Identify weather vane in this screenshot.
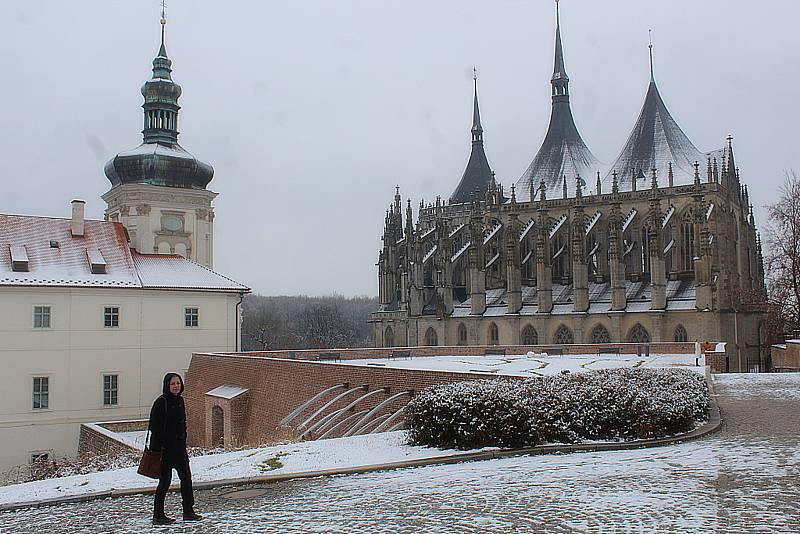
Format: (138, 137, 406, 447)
(161, 0, 167, 24)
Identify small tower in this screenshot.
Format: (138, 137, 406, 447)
(102, 7, 217, 267)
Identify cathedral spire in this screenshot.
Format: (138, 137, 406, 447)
(471, 67, 483, 142)
(515, 0, 599, 201)
(450, 71, 494, 204)
(552, 0, 568, 95)
(159, 0, 168, 58)
(648, 29, 654, 82)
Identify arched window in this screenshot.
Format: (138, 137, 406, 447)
(674, 324, 688, 342)
(489, 323, 499, 345)
(457, 323, 467, 346)
(554, 325, 574, 345)
(425, 327, 438, 347)
(681, 222, 695, 271)
(384, 326, 394, 348)
(627, 323, 651, 343)
(591, 324, 611, 344)
(521, 325, 538, 345)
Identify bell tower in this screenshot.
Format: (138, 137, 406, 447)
(102, 6, 217, 267)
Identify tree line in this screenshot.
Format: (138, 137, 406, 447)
(241, 294, 377, 351)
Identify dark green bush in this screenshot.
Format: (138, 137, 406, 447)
(406, 368, 709, 450)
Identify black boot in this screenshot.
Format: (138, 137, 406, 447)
(183, 510, 203, 521)
(153, 515, 176, 525)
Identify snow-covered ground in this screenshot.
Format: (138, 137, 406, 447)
(328, 352, 704, 376)
(0, 432, 477, 508)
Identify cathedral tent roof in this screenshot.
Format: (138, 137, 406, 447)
(515, 2, 599, 201)
(450, 76, 494, 204)
(603, 51, 705, 191)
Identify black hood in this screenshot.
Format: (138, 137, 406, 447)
(162, 373, 184, 397)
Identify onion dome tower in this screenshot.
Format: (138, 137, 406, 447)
(450, 70, 495, 204)
(102, 8, 217, 268)
(603, 34, 705, 191)
(515, 0, 600, 201)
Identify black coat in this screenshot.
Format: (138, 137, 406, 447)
(148, 373, 188, 452)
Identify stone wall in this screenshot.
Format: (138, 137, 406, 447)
(771, 341, 800, 371)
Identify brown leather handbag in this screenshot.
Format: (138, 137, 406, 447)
(137, 397, 166, 479)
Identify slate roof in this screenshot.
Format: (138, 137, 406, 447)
(450, 78, 494, 204)
(603, 75, 706, 191)
(515, 6, 599, 201)
(0, 213, 248, 292)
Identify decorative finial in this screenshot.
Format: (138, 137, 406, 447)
(667, 162, 673, 187)
(693, 161, 701, 185)
(596, 171, 602, 195)
(648, 29, 654, 82)
(158, 0, 168, 58)
(611, 171, 619, 195)
(650, 167, 658, 190)
(473, 66, 477, 81)
(562, 176, 568, 199)
(511, 184, 517, 204)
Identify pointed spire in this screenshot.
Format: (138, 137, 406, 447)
(553, 0, 568, 86)
(648, 29, 654, 82)
(471, 67, 482, 140)
(450, 72, 494, 204)
(157, 1, 167, 57)
(694, 161, 701, 186)
(596, 171, 602, 195)
(650, 167, 658, 190)
(575, 175, 583, 198)
(562, 176, 568, 199)
(611, 171, 619, 195)
(539, 179, 547, 203)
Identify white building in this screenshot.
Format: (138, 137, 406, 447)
(0, 205, 248, 472)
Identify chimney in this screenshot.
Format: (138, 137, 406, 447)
(71, 200, 85, 237)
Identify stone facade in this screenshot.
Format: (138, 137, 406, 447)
(372, 5, 767, 373)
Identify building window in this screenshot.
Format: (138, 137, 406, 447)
(591, 324, 611, 344)
(554, 325, 574, 345)
(521, 325, 538, 345)
(674, 324, 688, 342)
(489, 323, 500, 345)
(103, 374, 119, 406)
(104, 306, 119, 328)
(33, 377, 49, 409)
(627, 323, 651, 343)
(424, 327, 438, 347)
(457, 323, 468, 346)
(185, 307, 199, 328)
(33, 306, 51, 328)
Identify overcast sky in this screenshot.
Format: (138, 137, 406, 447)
(1, 1, 798, 296)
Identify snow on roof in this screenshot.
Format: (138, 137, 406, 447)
(0, 214, 139, 287)
(0, 213, 248, 292)
(132, 253, 248, 291)
(206, 385, 249, 399)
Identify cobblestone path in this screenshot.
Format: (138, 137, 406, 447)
(2, 374, 798, 533)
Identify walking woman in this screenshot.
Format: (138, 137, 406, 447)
(148, 372, 203, 524)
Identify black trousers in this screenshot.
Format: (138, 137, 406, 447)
(153, 447, 195, 517)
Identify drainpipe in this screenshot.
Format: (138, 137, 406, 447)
(235, 292, 245, 352)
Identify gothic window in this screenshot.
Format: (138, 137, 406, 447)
(590, 324, 611, 344)
(641, 227, 651, 274)
(521, 325, 538, 345)
(681, 222, 695, 271)
(457, 323, 467, 346)
(627, 324, 651, 343)
(674, 324, 688, 343)
(425, 327, 438, 347)
(554, 325, 574, 345)
(384, 326, 394, 348)
(489, 323, 499, 345)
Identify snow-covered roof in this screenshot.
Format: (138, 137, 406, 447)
(133, 253, 248, 291)
(0, 213, 248, 292)
(206, 385, 249, 399)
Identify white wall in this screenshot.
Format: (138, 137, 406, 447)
(0, 286, 241, 472)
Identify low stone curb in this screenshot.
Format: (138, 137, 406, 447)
(1, 377, 722, 513)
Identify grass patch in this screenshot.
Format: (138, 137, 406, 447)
(257, 452, 288, 472)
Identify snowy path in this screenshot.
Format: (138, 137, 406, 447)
(1, 373, 798, 533)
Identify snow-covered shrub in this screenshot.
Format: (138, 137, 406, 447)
(406, 368, 709, 449)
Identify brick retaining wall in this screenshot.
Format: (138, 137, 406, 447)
(185, 353, 506, 448)
(77, 421, 146, 459)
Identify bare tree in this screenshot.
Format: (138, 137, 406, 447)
(765, 170, 800, 337)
